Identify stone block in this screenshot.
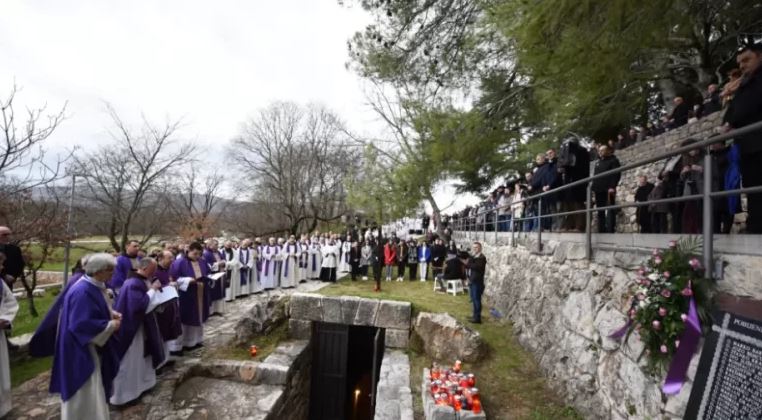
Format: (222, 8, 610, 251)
(354, 298, 380, 326)
(375, 300, 412, 330)
(321, 296, 343, 324)
(430, 405, 456, 420)
(289, 293, 322, 321)
(254, 362, 289, 386)
(385, 328, 410, 349)
(459, 410, 487, 420)
(288, 319, 312, 340)
(339, 295, 361, 325)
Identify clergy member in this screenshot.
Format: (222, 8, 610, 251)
(110, 240, 141, 293)
(223, 241, 242, 301)
(237, 239, 253, 296)
(339, 234, 352, 274)
(308, 236, 322, 280)
(298, 234, 310, 283)
(280, 235, 299, 288)
(109, 258, 165, 406)
(320, 238, 339, 282)
(202, 239, 226, 315)
(0, 254, 19, 418)
(246, 239, 263, 294)
(29, 255, 91, 358)
(169, 242, 210, 350)
(154, 250, 182, 358)
(260, 238, 280, 289)
(50, 253, 121, 420)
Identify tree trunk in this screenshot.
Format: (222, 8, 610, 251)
(425, 192, 446, 239)
(21, 272, 38, 317)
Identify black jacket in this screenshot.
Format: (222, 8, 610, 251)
(0, 243, 25, 279)
(591, 155, 621, 192)
(724, 67, 762, 154)
(465, 254, 487, 285)
(443, 257, 464, 280)
(431, 244, 447, 267)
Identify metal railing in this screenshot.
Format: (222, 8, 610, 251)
(450, 120, 762, 279)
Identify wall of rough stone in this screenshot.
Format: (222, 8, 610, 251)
(374, 350, 414, 420)
(478, 238, 700, 419)
(611, 112, 726, 233)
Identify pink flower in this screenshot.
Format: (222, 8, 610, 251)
(658, 307, 667, 317)
(675, 340, 680, 349)
(681, 288, 693, 297)
(654, 256, 663, 265)
(636, 293, 646, 301)
(652, 248, 660, 256)
(652, 320, 661, 330)
(637, 267, 645, 276)
(689, 258, 702, 270)
(661, 289, 672, 298)
(660, 344, 669, 353)
(628, 309, 637, 319)
(680, 313, 688, 322)
(663, 271, 671, 279)
(640, 279, 651, 287)
(669, 240, 677, 248)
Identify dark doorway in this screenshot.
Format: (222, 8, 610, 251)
(309, 322, 385, 420)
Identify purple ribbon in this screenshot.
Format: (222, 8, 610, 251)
(608, 319, 632, 340)
(312, 252, 317, 271)
(662, 297, 701, 395)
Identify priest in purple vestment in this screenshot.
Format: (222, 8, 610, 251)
(110, 240, 141, 293)
(50, 253, 121, 420)
(154, 250, 182, 355)
(29, 255, 90, 358)
(109, 258, 165, 405)
(202, 239, 225, 315)
(169, 242, 210, 350)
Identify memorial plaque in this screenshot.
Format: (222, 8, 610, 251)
(684, 311, 762, 419)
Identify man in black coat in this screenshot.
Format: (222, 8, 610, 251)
(0, 226, 24, 288)
(558, 140, 591, 232)
(591, 146, 622, 233)
(461, 242, 487, 324)
(634, 175, 655, 233)
(529, 154, 558, 231)
(723, 42, 762, 233)
(669, 96, 690, 128)
(430, 238, 447, 280)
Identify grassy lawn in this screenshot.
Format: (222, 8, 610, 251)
(320, 270, 581, 420)
(26, 242, 114, 272)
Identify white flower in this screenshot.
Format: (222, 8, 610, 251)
(648, 273, 659, 281)
(639, 301, 647, 308)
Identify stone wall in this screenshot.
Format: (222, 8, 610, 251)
(612, 112, 725, 233)
(288, 293, 412, 349)
(478, 238, 700, 419)
(374, 350, 414, 420)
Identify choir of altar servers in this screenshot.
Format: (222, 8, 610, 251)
(16, 231, 353, 418)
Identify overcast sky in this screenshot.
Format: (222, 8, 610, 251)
(0, 0, 478, 211)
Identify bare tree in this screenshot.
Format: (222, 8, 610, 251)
(2, 186, 69, 316)
(0, 84, 68, 198)
(230, 102, 358, 235)
(168, 165, 226, 241)
(74, 104, 198, 252)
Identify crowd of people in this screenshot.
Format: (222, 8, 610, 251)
(451, 41, 762, 236)
(0, 221, 490, 419)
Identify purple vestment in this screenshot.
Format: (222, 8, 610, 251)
(202, 249, 226, 302)
(49, 277, 120, 401)
(169, 257, 211, 327)
(238, 248, 252, 287)
(28, 271, 85, 357)
(113, 274, 166, 368)
(153, 265, 182, 341)
(110, 254, 140, 291)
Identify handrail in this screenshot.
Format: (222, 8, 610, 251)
(449, 118, 762, 279)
